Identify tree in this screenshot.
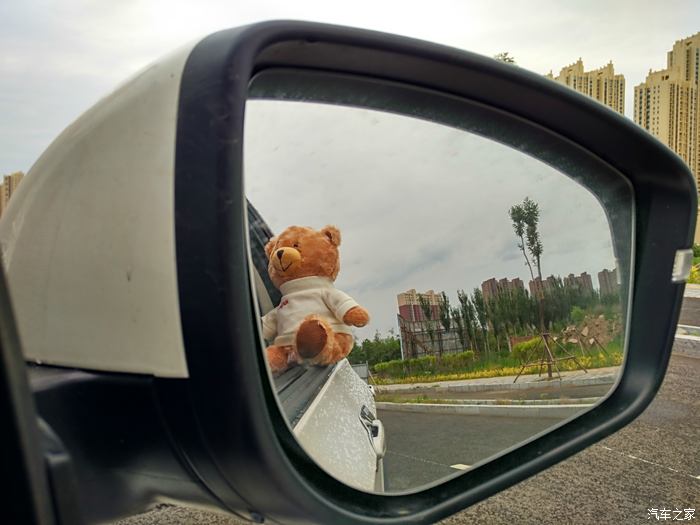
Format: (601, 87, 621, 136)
(472, 288, 490, 358)
(522, 197, 543, 280)
(418, 294, 437, 357)
(438, 292, 452, 355)
(510, 197, 545, 331)
(509, 202, 536, 282)
(458, 289, 478, 353)
(349, 331, 401, 366)
(494, 52, 516, 64)
(451, 306, 466, 350)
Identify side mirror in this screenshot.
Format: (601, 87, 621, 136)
(1, 21, 694, 524)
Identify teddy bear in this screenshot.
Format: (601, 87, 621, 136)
(260, 225, 370, 374)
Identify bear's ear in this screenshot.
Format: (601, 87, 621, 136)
(321, 225, 341, 247)
(264, 237, 277, 259)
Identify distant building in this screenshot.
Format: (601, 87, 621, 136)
(481, 278, 499, 302)
(634, 33, 699, 186)
(598, 268, 620, 297)
(0, 171, 24, 217)
(528, 275, 558, 298)
(634, 33, 700, 242)
(481, 277, 525, 301)
(397, 289, 462, 359)
(546, 59, 625, 114)
(397, 288, 443, 323)
(563, 272, 594, 295)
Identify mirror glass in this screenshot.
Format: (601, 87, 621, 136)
(244, 92, 629, 494)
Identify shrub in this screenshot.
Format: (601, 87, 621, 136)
(439, 350, 475, 371)
(570, 306, 586, 324)
(373, 350, 476, 377)
(688, 264, 700, 285)
(512, 337, 540, 363)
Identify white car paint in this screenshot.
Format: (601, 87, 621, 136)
(293, 359, 385, 492)
(0, 43, 200, 377)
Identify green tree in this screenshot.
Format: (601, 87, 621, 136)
(438, 292, 452, 354)
(522, 197, 543, 281)
(418, 294, 437, 357)
(457, 290, 478, 353)
(510, 197, 545, 331)
(508, 202, 536, 283)
(349, 331, 401, 366)
(472, 288, 490, 358)
(494, 52, 516, 64)
(451, 306, 466, 350)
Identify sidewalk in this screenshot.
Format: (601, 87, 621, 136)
(683, 283, 700, 298)
(376, 365, 619, 395)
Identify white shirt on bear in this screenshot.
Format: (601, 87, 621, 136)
(261, 276, 359, 347)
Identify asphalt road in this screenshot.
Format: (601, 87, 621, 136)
(439, 352, 700, 524)
(378, 410, 563, 492)
(386, 383, 612, 401)
(117, 350, 699, 525)
(678, 296, 700, 326)
(117, 294, 700, 524)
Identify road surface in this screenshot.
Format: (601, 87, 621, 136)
(116, 350, 699, 524)
(678, 296, 700, 326)
(384, 382, 611, 401)
(378, 410, 562, 492)
(439, 352, 700, 524)
(117, 289, 700, 524)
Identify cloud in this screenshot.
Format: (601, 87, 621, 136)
(2, 0, 698, 175)
(245, 99, 622, 338)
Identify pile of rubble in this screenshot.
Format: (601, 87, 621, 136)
(559, 314, 622, 349)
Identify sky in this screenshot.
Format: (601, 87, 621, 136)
(1, 0, 698, 176)
(245, 100, 620, 339)
(1, 1, 696, 338)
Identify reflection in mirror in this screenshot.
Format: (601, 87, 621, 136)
(244, 96, 629, 494)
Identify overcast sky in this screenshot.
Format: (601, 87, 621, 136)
(245, 100, 619, 339)
(2, 1, 698, 176)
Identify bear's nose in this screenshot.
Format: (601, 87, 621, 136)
(276, 249, 284, 260)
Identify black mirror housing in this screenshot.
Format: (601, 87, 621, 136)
(4, 20, 695, 525)
(168, 20, 695, 524)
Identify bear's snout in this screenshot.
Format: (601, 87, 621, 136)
(271, 246, 301, 273)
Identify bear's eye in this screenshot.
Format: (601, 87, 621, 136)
(293, 243, 300, 249)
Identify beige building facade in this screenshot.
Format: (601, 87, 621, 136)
(397, 288, 443, 323)
(634, 33, 700, 242)
(547, 59, 625, 114)
(481, 277, 525, 302)
(634, 33, 699, 196)
(598, 268, 619, 297)
(0, 171, 24, 217)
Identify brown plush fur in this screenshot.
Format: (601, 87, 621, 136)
(263, 225, 369, 374)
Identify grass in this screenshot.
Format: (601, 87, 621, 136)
(688, 264, 700, 284)
(372, 350, 622, 385)
(374, 395, 590, 405)
(375, 394, 457, 404)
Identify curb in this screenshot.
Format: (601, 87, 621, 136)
(399, 397, 602, 406)
(376, 401, 591, 419)
(673, 336, 700, 358)
(377, 373, 616, 395)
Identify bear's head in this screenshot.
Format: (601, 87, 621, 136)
(264, 225, 342, 289)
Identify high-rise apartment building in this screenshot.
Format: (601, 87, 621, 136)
(598, 268, 620, 297)
(634, 33, 700, 242)
(528, 275, 559, 298)
(547, 59, 625, 114)
(397, 289, 443, 323)
(563, 272, 594, 295)
(0, 171, 24, 217)
(481, 277, 525, 302)
(634, 33, 699, 194)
